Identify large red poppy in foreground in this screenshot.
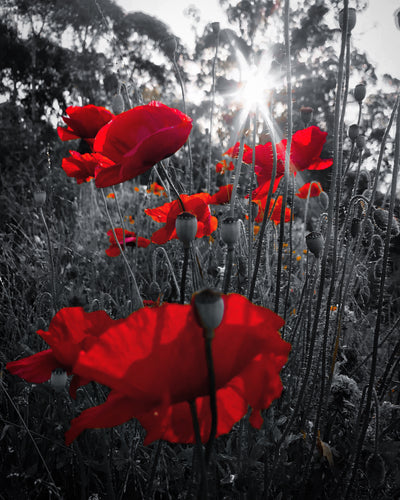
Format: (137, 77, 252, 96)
(225, 126, 332, 200)
(92, 101, 193, 188)
(145, 194, 218, 244)
(57, 105, 114, 147)
(6, 308, 121, 398)
(65, 294, 290, 445)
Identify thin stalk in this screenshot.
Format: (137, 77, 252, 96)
(275, 0, 292, 314)
(204, 331, 217, 464)
(229, 132, 246, 217)
(157, 162, 186, 211)
(247, 110, 258, 297)
(223, 246, 234, 294)
(39, 206, 56, 314)
(189, 400, 208, 499)
(146, 440, 164, 498)
(207, 26, 220, 194)
(101, 189, 143, 310)
(180, 245, 190, 304)
(344, 96, 400, 499)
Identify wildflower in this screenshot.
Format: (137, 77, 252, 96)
(207, 184, 233, 205)
(147, 182, 167, 197)
(145, 194, 217, 244)
(252, 196, 291, 224)
(57, 105, 114, 147)
(6, 308, 120, 398)
(106, 228, 150, 257)
(216, 159, 235, 174)
(106, 193, 115, 199)
(295, 181, 323, 199)
(93, 101, 192, 188)
(61, 151, 98, 184)
(227, 126, 332, 200)
(65, 294, 290, 445)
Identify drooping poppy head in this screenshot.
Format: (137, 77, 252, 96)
(295, 181, 323, 199)
(106, 228, 150, 257)
(145, 194, 218, 244)
(57, 105, 114, 147)
(65, 294, 290, 445)
(92, 101, 193, 188)
(6, 308, 120, 398)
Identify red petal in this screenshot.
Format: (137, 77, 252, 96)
(295, 181, 323, 199)
(6, 349, 60, 383)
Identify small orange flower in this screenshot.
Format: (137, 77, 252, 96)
(107, 193, 115, 199)
(147, 182, 167, 197)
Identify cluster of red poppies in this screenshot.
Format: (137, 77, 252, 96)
(57, 102, 330, 254)
(6, 294, 291, 445)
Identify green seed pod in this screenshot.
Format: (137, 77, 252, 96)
(221, 217, 240, 247)
(354, 83, 366, 103)
(111, 93, 125, 114)
(50, 368, 68, 392)
(339, 8, 357, 32)
(356, 135, 366, 150)
(193, 288, 224, 333)
(300, 106, 313, 127)
(175, 212, 198, 247)
(34, 191, 46, 207)
(348, 124, 359, 141)
(306, 231, 324, 258)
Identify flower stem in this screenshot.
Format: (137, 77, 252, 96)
(247, 110, 258, 298)
(223, 246, 234, 294)
(189, 400, 208, 499)
(204, 330, 217, 464)
(157, 162, 186, 211)
(229, 131, 246, 217)
(180, 245, 190, 304)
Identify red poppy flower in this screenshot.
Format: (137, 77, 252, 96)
(145, 194, 218, 244)
(147, 182, 167, 197)
(6, 308, 120, 398)
(57, 105, 114, 147)
(216, 159, 235, 174)
(226, 127, 332, 201)
(92, 101, 193, 188)
(295, 181, 323, 199)
(207, 185, 233, 205)
(106, 228, 151, 257)
(253, 196, 291, 224)
(61, 151, 115, 185)
(65, 294, 290, 445)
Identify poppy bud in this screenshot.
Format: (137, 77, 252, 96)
(348, 124, 359, 141)
(211, 22, 220, 33)
(300, 106, 313, 127)
(356, 135, 366, 150)
(193, 288, 224, 335)
(163, 36, 177, 57)
(148, 281, 161, 301)
(306, 231, 324, 258)
(373, 208, 400, 235)
(220, 217, 240, 247)
(354, 83, 366, 103)
(34, 191, 46, 207)
(350, 217, 361, 238)
(366, 453, 386, 488)
(175, 212, 198, 247)
(111, 93, 125, 114)
(339, 8, 357, 32)
(50, 368, 68, 392)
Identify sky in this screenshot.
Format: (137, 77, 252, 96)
(116, 0, 400, 80)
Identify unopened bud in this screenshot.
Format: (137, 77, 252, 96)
(148, 282, 161, 301)
(211, 22, 220, 33)
(34, 191, 46, 207)
(350, 217, 361, 238)
(111, 93, 125, 114)
(220, 217, 240, 247)
(319, 191, 329, 211)
(356, 135, 366, 150)
(354, 83, 366, 103)
(175, 212, 198, 247)
(193, 288, 224, 335)
(50, 368, 68, 392)
(163, 36, 177, 58)
(306, 231, 324, 258)
(348, 124, 359, 141)
(300, 106, 313, 127)
(339, 8, 357, 32)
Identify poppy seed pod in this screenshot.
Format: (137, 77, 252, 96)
(354, 83, 366, 103)
(175, 211, 198, 247)
(221, 217, 240, 247)
(300, 106, 313, 127)
(50, 368, 68, 392)
(350, 217, 361, 238)
(111, 93, 125, 115)
(193, 288, 224, 334)
(339, 8, 357, 32)
(348, 124, 359, 141)
(306, 231, 324, 258)
(34, 191, 47, 207)
(356, 135, 366, 150)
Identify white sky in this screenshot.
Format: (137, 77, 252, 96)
(117, 0, 400, 80)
